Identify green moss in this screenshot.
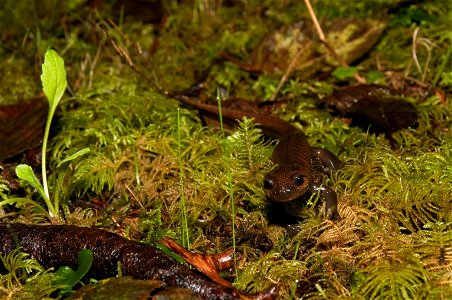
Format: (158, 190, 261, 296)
(0, 249, 62, 298)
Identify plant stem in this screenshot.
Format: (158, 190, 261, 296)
(216, 90, 236, 270)
(42, 115, 50, 200)
(41, 111, 60, 220)
(41, 112, 56, 218)
(216, 89, 224, 138)
(177, 108, 190, 248)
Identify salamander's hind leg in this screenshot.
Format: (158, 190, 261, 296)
(311, 147, 342, 173)
(312, 183, 340, 220)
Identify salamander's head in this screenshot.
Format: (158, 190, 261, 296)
(263, 165, 312, 202)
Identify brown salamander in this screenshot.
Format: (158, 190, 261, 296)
(175, 96, 342, 220)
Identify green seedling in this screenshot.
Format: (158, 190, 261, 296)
(15, 164, 48, 206)
(53, 249, 93, 294)
(366, 70, 385, 83)
(14, 49, 89, 221)
(40, 48, 67, 200)
(332, 66, 358, 80)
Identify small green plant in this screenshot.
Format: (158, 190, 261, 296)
(0, 248, 93, 297)
(14, 49, 89, 221)
(0, 249, 62, 298)
(0, 249, 44, 287)
(332, 66, 358, 80)
(53, 249, 93, 294)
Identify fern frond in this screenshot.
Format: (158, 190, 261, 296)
(0, 249, 44, 288)
(338, 202, 373, 226)
(235, 252, 306, 298)
(416, 222, 452, 273)
(227, 118, 272, 171)
(351, 220, 417, 268)
(342, 143, 452, 232)
(317, 220, 360, 246)
(71, 152, 118, 195)
(64, 206, 99, 227)
(0, 176, 9, 201)
(357, 259, 426, 299)
(17, 270, 61, 299)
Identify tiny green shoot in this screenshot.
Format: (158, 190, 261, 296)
(131, 144, 141, 187)
(13, 49, 90, 221)
(40, 49, 68, 200)
(53, 249, 93, 294)
(15, 164, 48, 205)
(366, 71, 385, 83)
(216, 88, 225, 138)
(333, 66, 358, 80)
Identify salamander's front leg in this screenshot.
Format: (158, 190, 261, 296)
(312, 183, 340, 220)
(311, 147, 342, 173)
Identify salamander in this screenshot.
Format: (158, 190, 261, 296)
(175, 96, 342, 220)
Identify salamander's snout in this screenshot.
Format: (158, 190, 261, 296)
(263, 165, 311, 202)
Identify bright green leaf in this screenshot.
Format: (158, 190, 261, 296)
(333, 66, 358, 80)
(40, 49, 68, 207)
(41, 49, 67, 117)
(53, 249, 93, 293)
(366, 71, 385, 82)
(15, 164, 48, 202)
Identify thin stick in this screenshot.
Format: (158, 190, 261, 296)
(303, 0, 366, 84)
(303, 0, 325, 41)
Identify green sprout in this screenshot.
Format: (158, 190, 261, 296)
(53, 249, 93, 294)
(14, 49, 89, 221)
(332, 66, 358, 80)
(40, 49, 68, 199)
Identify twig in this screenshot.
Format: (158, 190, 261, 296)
(303, 0, 366, 84)
(303, 0, 325, 41)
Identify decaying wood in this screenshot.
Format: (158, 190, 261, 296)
(0, 223, 276, 300)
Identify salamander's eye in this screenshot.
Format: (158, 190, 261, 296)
(264, 178, 273, 190)
(293, 174, 305, 186)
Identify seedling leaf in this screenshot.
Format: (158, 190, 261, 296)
(40, 49, 68, 205)
(366, 71, 384, 82)
(41, 49, 67, 115)
(333, 66, 358, 80)
(15, 164, 48, 202)
(53, 249, 93, 293)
